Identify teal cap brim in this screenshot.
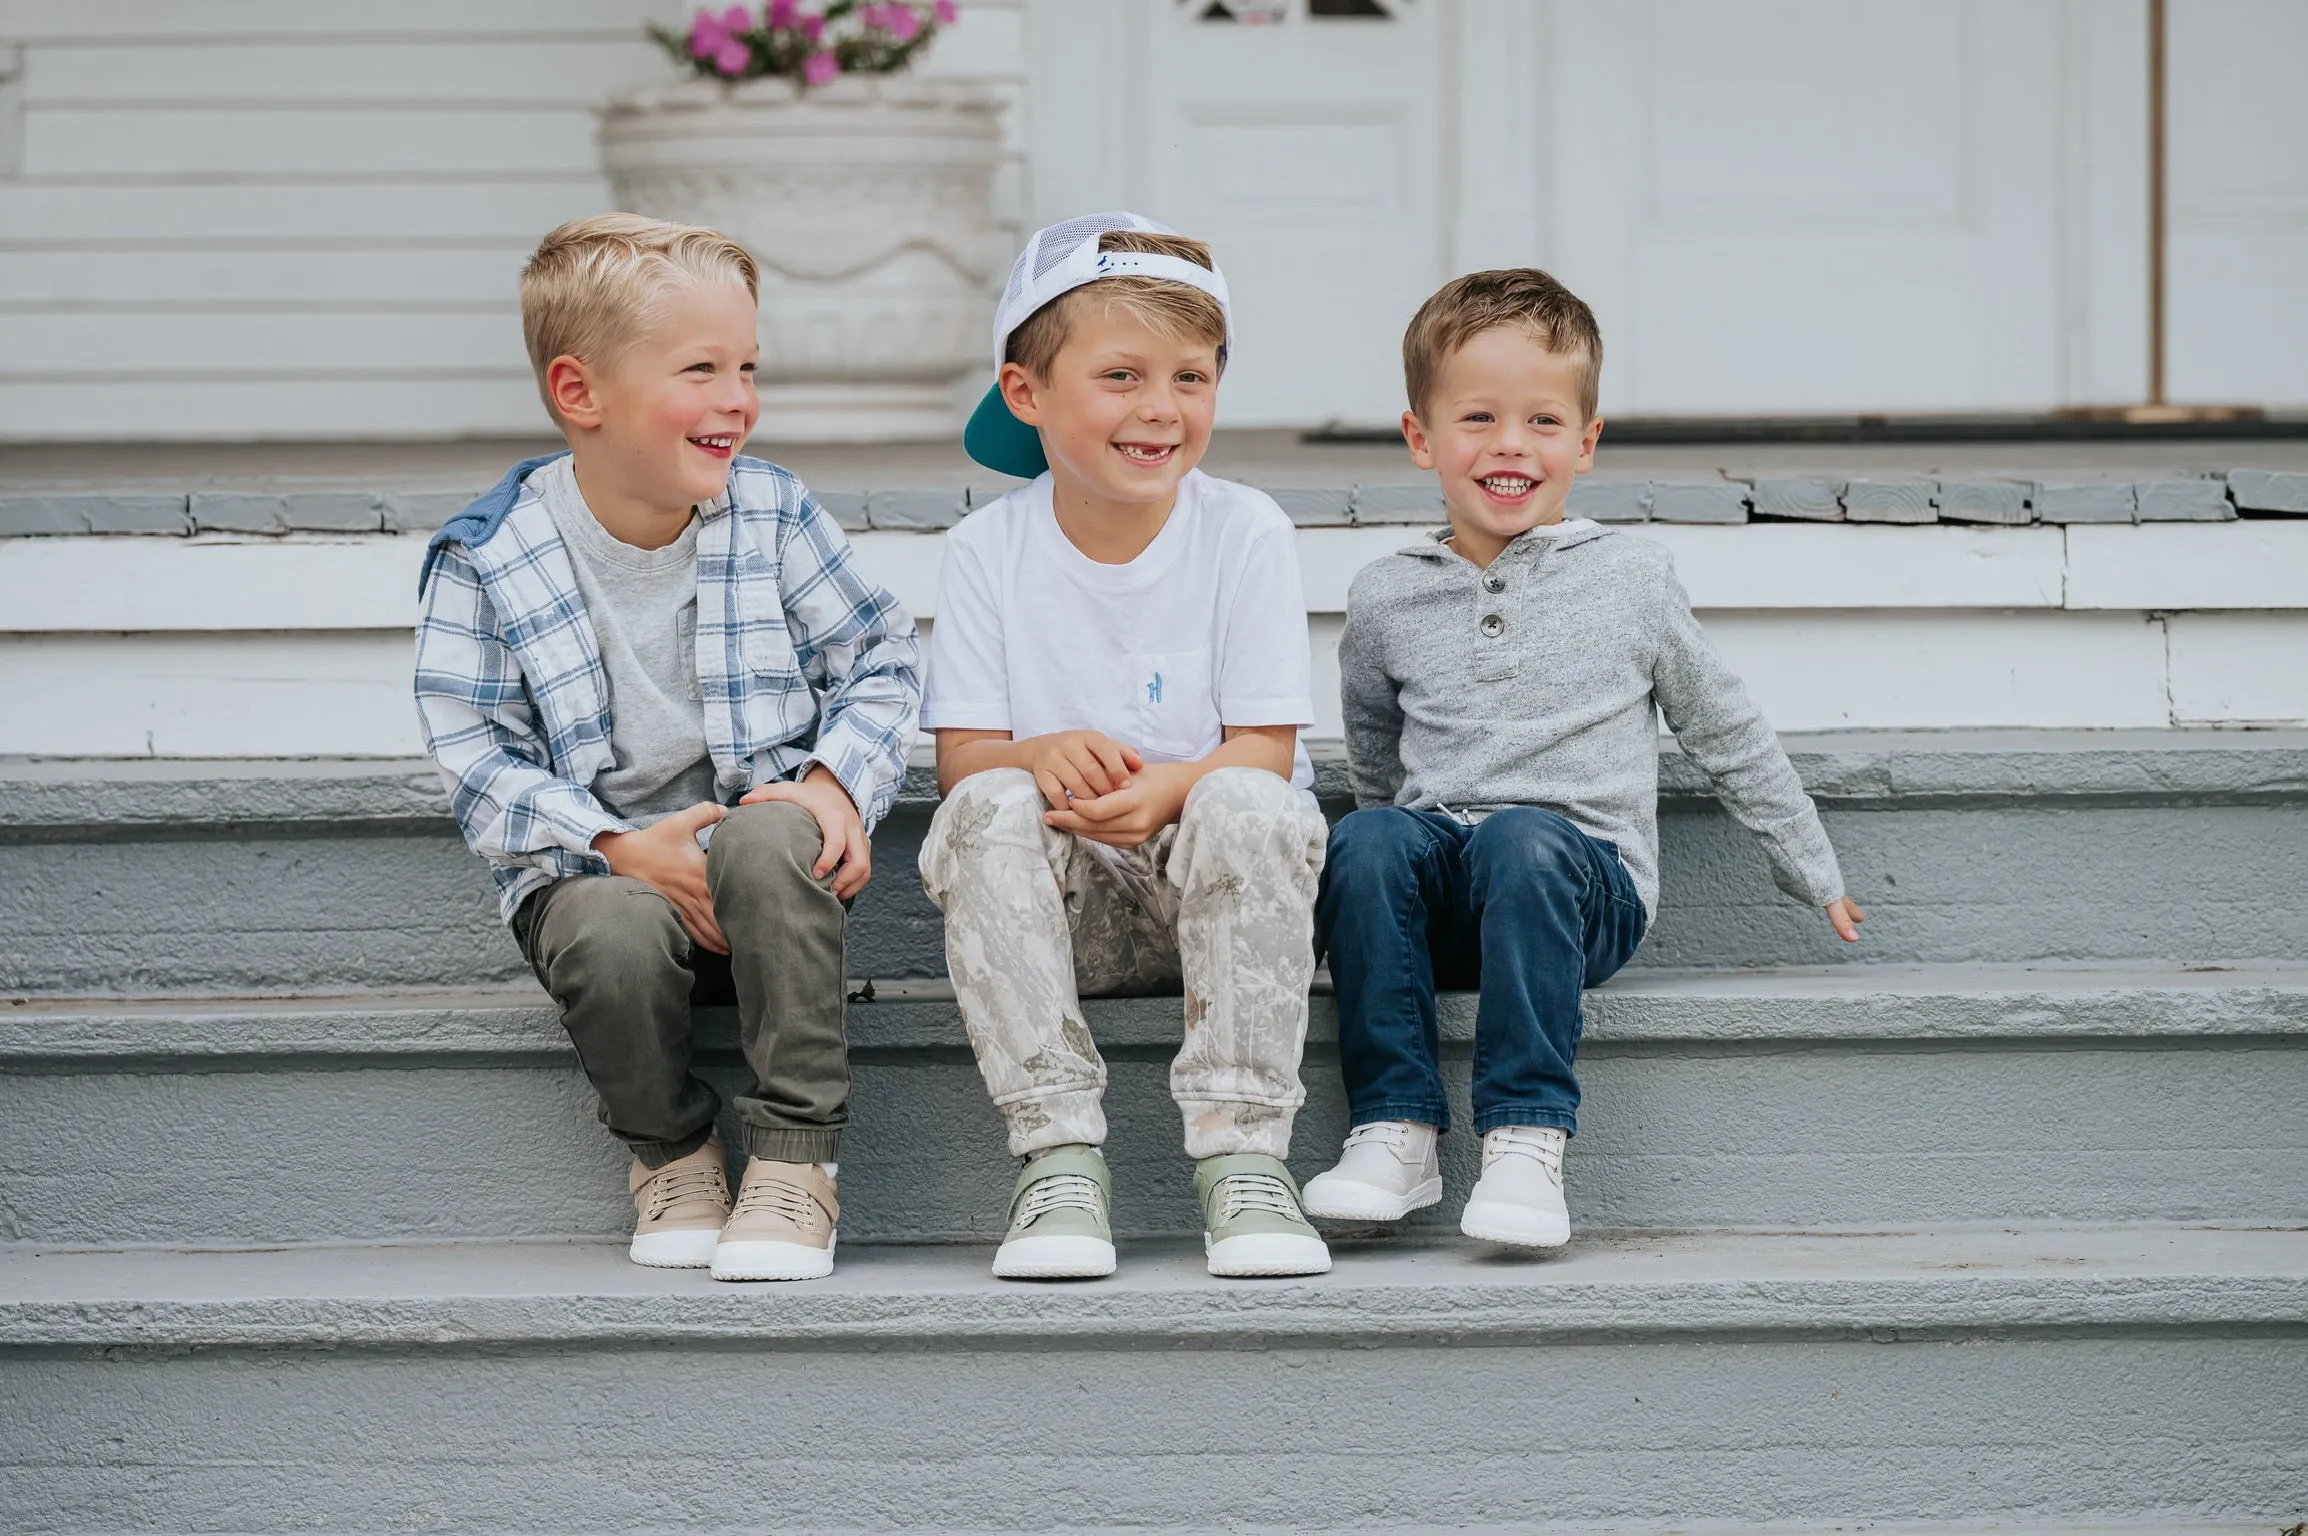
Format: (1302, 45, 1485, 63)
(963, 382, 1048, 480)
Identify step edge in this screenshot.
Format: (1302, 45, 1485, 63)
(9, 732, 2308, 835)
(8, 974, 2308, 1065)
(5, 1246, 2303, 1351)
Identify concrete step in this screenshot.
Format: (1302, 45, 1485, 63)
(5, 731, 2307, 996)
(1, 1223, 2300, 1532)
(8, 428, 2304, 520)
(6, 964, 2304, 1248)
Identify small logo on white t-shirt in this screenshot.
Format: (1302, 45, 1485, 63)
(1145, 671, 1164, 705)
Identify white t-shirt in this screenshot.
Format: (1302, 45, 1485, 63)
(921, 469, 1316, 796)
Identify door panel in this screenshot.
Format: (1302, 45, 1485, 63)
(2167, 0, 2308, 405)
(1549, 0, 2071, 415)
(1142, 0, 1445, 427)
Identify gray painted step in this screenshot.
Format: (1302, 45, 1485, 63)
(1, 1225, 2300, 1533)
(6, 731, 2308, 996)
(7, 965, 2305, 1247)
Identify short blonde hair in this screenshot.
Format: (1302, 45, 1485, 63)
(520, 213, 759, 417)
(1005, 230, 1228, 380)
(1403, 268, 1603, 422)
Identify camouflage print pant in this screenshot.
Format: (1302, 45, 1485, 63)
(918, 766, 1328, 1160)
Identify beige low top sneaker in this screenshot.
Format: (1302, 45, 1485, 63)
(628, 1137, 732, 1269)
(711, 1159, 839, 1282)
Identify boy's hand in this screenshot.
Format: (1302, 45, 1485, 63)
(1043, 761, 1196, 850)
(1826, 896, 1866, 943)
(1029, 730, 1145, 812)
(593, 802, 729, 955)
(740, 764, 872, 900)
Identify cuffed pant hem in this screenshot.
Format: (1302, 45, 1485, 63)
(1473, 1107, 1577, 1136)
(1349, 1102, 1453, 1135)
(1177, 1098, 1298, 1161)
(1002, 1087, 1108, 1159)
(744, 1124, 842, 1163)
(624, 1123, 717, 1169)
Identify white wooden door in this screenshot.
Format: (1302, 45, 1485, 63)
(1031, 0, 2160, 425)
(1027, 0, 1446, 428)
(1541, 0, 2140, 417)
(2167, 0, 2308, 407)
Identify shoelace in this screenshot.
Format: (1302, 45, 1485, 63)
(1014, 1172, 1103, 1229)
(1216, 1172, 1306, 1225)
(1341, 1121, 1411, 1153)
(1484, 1128, 1565, 1183)
(641, 1163, 729, 1222)
(731, 1171, 826, 1229)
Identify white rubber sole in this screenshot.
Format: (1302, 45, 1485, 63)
(1205, 1230, 1333, 1278)
(990, 1232, 1117, 1280)
(710, 1232, 836, 1282)
(628, 1226, 722, 1269)
(1459, 1198, 1570, 1250)
(1300, 1172, 1444, 1223)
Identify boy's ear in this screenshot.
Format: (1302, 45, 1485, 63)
(547, 355, 604, 431)
(997, 360, 1044, 427)
(1575, 415, 1604, 474)
(1400, 409, 1438, 471)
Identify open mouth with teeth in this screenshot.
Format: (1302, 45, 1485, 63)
(1113, 441, 1179, 468)
(1475, 473, 1538, 504)
(688, 433, 740, 460)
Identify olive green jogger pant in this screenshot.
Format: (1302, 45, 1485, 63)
(512, 800, 849, 1167)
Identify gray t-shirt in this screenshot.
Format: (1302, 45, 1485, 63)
(536, 458, 718, 825)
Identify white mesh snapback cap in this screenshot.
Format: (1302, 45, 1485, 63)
(963, 211, 1233, 480)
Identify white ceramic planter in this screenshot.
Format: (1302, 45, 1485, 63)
(601, 75, 1005, 443)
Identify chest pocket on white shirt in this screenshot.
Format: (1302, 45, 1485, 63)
(1131, 646, 1216, 760)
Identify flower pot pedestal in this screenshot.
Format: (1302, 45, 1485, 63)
(600, 75, 1005, 444)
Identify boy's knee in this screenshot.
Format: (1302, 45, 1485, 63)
(529, 876, 689, 992)
(921, 768, 1051, 902)
(1326, 806, 1430, 878)
(929, 767, 1045, 848)
(707, 799, 822, 890)
(1176, 768, 1322, 889)
(1180, 765, 1302, 833)
(1466, 806, 1586, 880)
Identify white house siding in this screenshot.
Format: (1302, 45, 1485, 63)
(0, 0, 1030, 442)
(0, 0, 2300, 442)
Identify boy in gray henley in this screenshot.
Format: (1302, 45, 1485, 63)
(1302, 270, 1865, 1250)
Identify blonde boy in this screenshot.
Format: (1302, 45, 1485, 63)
(1302, 269, 1864, 1249)
(917, 213, 1331, 1281)
(413, 214, 921, 1281)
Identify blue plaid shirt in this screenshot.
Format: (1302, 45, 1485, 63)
(414, 453, 921, 922)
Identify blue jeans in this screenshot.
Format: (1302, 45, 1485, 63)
(1314, 806, 1648, 1137)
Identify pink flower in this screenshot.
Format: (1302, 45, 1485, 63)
(885, 6, 919, 41)
(935, 0, 958, 23)
(766, 0, 798, 27)
(801, 12, 824, 39)
(689, 9, 726, 58)
(713, 36, 752, 74)
(719, 5, 751, 31)
(802, 49, 840, 85)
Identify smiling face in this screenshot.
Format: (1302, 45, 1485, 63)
(545, 278, 761, 522)
(1403, 324, 1604, 566)
(998, 302, 1219, 519)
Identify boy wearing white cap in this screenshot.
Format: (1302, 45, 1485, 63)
(917, 213, 1332, 1281)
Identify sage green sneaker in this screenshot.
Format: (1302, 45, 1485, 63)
(1196, 1153, 1332, 1278)
(991, 1143, 1117, 1280)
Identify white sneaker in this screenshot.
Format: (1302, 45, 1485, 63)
(1459, 1125, 1571, 1249)
(1301, 1120, 1443, 1222)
